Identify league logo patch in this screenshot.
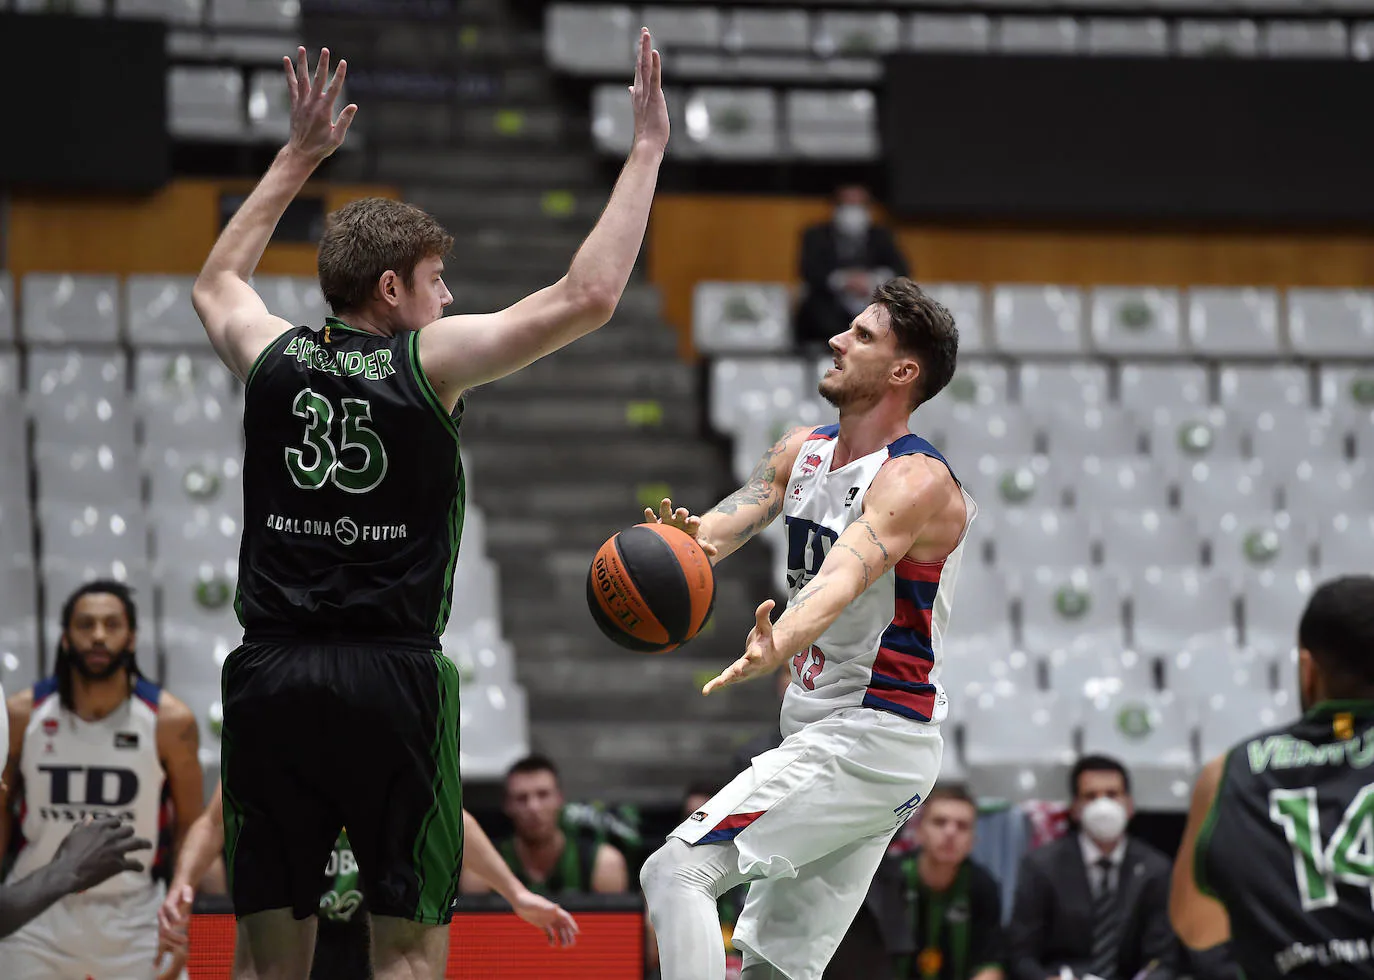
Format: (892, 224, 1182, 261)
(690, 810, 708, 822)
(845, 487, 859, 508)
(115, 732, 140, 749)
(799, 453, 823, 476)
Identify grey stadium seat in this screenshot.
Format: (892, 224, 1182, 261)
(1287, 289, 1374, 357)
(1080, 693, 1194, 810)
(1247, 411, 1348, 469)
(996, 509, 1096, 572)
(922, 285, 986, 354)
(1020, 361, 1110, 408)
(1318, 514, 1374, 575)
(997, 17, 1080, 54)
(33, 444, 142, 508)
(1319, 366, 1374, 429)
(694, 282, 791, 354)
(0, 272, 13, 345)
(1119, 363, 1210, 419)
(1046, 647, 1152, 703)
(168, 67, 246, 141)
(135, 352, 241, 407)
(1099, 510, 1203, 571)
(143, 393, 241, 451)
(1176, 20, 1259, 58)
(115, 0, 204, 24)
(126, 276, 200, 346)
(708, 357, 807, 435)
(27, 349, 127, 401)
(815, 11, 902, 56)
(1018, 566, 1125, 655)
(38, 505, 150, 569)
(1147, 408, 1239, 463)
(248, 68, 293, 141)
(1129, 568, 1237, 655)
(991, 285, 1085, 354)
(725, 9, 811, 52)
(964, 691, 1078, 802)
(208, 0, 299, 30)
(0, 497, 32, 569)
(151, 508, 241, 566)
(1209, 511, 1312, 577)
(942, 410, 1038, 462)
(254, 276, 326, 328)
(1175, 458, 1278, 524)
(1187, 287, 1282, 355)
(1217, 365, 1311, 413)
(1085, 18, 1168, 56)
(908, 14, 991, 53)
(33, 395, 138, 455)
(1262, 21, 1348, 58)
(682, 88, 779, 159)
(21, 274, 120, 344)
(1039, 404, 1142, 460)
(642, 6, 722, 54)
(1089, 287, 1183, 354)
(1167, 646, 1267, 700)
(1280, 460, 1372, 518)
(460, 683, 531, 779)
(1198, 689, 1297, 762)
(785, 90, 877, 161)
(1241, 568, 1315, 655)
(145, 448, 243, 518)
(1068, 458, 1171, 515)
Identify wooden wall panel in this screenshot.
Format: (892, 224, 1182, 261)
(648, 193, 1374, 356)
(3, 179, 398, 280)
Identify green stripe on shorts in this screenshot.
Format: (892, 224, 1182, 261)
(410, 653, 465, 923)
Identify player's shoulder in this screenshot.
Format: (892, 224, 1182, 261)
(6, 685, 35, 722)
(155, 687, 195, 727)
(870, 448, 959, 505)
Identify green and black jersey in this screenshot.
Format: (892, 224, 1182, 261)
(1196, 701, 1374, 979)
(236, 318, 465, 645)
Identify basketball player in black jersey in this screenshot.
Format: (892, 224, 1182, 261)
(191, 36, 668, 980)
(1170, 574, 1374, 980)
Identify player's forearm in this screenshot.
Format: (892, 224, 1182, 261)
(195, 146, 317, 292)
(0, 861, 80, 938)
(461, 810, 526, 907)
(768, 571, 859, 660)
(563, 141, 664, 317)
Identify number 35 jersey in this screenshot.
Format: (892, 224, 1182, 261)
(778, 425, 975, 737)
(237, 319, 465, 645)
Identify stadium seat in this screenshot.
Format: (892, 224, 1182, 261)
(38, 505, 150, 569)
(32, 395, 138, 455)
(708, 357, 806, 435)
(642, 6, 722, 54)
(21, 274, 120, 344)
(0, 352, 14, 397)
(460, 683, 531, 779)
(1247, 410, 1349, 468)
(1068, 458, 1170, 515)
(1354, 23, 1374, 60)
(946, 563, 1014, 648)
(32, 444, 142, 508)
(963, 691, 1078, 802)
(997, 17, 1080, 54)
(907, 14, 991, 52)
(1018, 567, 1124, 655)
(0, 496, 33, 569)
(694, 283, 791, 354)
(1147, 408, 1237, 463)
(997, 507, 1095, 571)
(115, 0, 204, 24)
(1187, 288, 1283, 355)
(961, 454, 1054, 514)
(1046, 647, 1152, 703)
(208, 0, 299, 30)
(247, 68, 292, 140)
(1099, 510, 1203, 570)
(1209, 511, 1311, 576)
(1319, 365, 1374, 429)
(1241, 568, 1315, 655)
(1262, 21, 1348, 58)
(785, 90, 877, 160)
(253, 276, 326, 329)
(682, 88, 779, 159)
(27, 350, 128, 401)
(1197, 688, 1297, 761)
(1167, 645, 1267, 700)
(1130, 568, 1237, 655)
(1080, 693, 1194, 810)
(1176, 20, 1259, 57)
(991, 285, 1085, 354)
(1020, 361, 1110, 408)
(1280, 459, 1372, 517)
(135, 351, 241, 407)
(547, 5, 635, 74)
(158, 565, 242, 692)
(1175, 458, 1277, 524)
(1218, 364, 1311, 413)
(1318, 514, 1374, 575)
(126, 276, 200, 346)
(1039, 404, 1142, 460)
(1287, 289, 1374, 356)
(1084, 18, 1168, 55)
(942, 411, 1039, 462)
(1088, 286, 1183, 354)
(442, 618, 517, 687)
(725, 8, 810, 52)
(14, 0, 102, 11)
(815, 11, 902, 56)
(151, 507, 241, 568)
(1118, 362, 1210, 419)
(143, 393, 241, 451)
(146, 448, 243, 518)
(0, 272, 13, 345)
(0, 616, 40, 695)
(451, 554, 503, 628)
(923, 284, 986, 354)
(167, 67, 246, 141)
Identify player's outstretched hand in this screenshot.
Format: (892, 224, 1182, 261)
(512, 888, 581, 947)
(55, 816, 150, 893)
(629, 28, 669, 153)
(703, 599, 782, 695)
(157, 882, 193, 953)
(644, 497, 719, 559)
(283, 46, 357, 162)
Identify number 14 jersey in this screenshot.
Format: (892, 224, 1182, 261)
(237, 319, 465, 645)
(778, 425, 975, 737)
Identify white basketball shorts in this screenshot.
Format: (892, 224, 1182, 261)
(669, 705, 943, 980)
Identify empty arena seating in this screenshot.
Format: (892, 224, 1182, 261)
(701, 280, 1372, 807)
(0, 272, 526, 782)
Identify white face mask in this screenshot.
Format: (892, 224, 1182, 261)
(834, 204, 869, 237)
(1080, 797, 1129, 844)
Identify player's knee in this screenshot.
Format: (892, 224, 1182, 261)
(640, 839, 715, 901)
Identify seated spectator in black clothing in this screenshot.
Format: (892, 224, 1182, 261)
(458, 754, 629, 897)
(795, 184, 911, 350)
(827, 784, 1005, 980)
(1006, 756, 1179, 980)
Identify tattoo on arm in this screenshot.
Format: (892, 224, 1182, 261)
(855, 519, 891, 568)
(835, 543, 872, 591)
(706, 433, 793, 542)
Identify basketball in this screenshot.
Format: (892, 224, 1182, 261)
(586, 523, 716, 653)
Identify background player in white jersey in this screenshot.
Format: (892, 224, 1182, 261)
(639, 277, 969, 980)
(0, 580, 205, 979)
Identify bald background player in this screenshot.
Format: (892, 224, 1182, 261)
(192, 33, 668, 980)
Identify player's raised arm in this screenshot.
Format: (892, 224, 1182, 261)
(192, 47, 357, 381)
(415, 29, 669, 406)
(704, 453, 959, 694)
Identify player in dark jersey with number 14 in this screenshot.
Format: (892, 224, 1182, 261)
(192, 35, 669, 980)
(1170, 574, 1374, 980)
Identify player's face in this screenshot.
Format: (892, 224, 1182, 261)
(64, 593, 134, 680)
(917, 799, 976, 865)
(818, 304, 917, 411)
(395, 254, 452, 330)
(505, 770, 564, 839)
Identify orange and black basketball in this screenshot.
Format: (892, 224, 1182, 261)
(586, 523, 716, 653)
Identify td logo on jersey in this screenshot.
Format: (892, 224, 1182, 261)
(37, 765, 139, 822)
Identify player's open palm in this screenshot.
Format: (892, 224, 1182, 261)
(629, 28, 669, 152)
(283, 46, 357, 162)
(703, 600, 782, 694)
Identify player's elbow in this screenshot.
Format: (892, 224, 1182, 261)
(576, 284, 620, 328)
(191, 273, 234, 324)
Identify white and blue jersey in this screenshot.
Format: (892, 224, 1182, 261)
(778, 424, 975, 736)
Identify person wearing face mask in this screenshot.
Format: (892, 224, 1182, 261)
(1006, 756, 1179, 980)
(796, 184, 911, 351)
(1170, 575, 1374, 980)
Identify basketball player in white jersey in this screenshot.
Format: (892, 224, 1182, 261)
(639, 277, 971, 980)
(0, 580, 206, 979)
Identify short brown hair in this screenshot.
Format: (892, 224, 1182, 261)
(925, 783, 977, 811)
(871, 277, 958, 409)
(317, 198, 454, 315)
